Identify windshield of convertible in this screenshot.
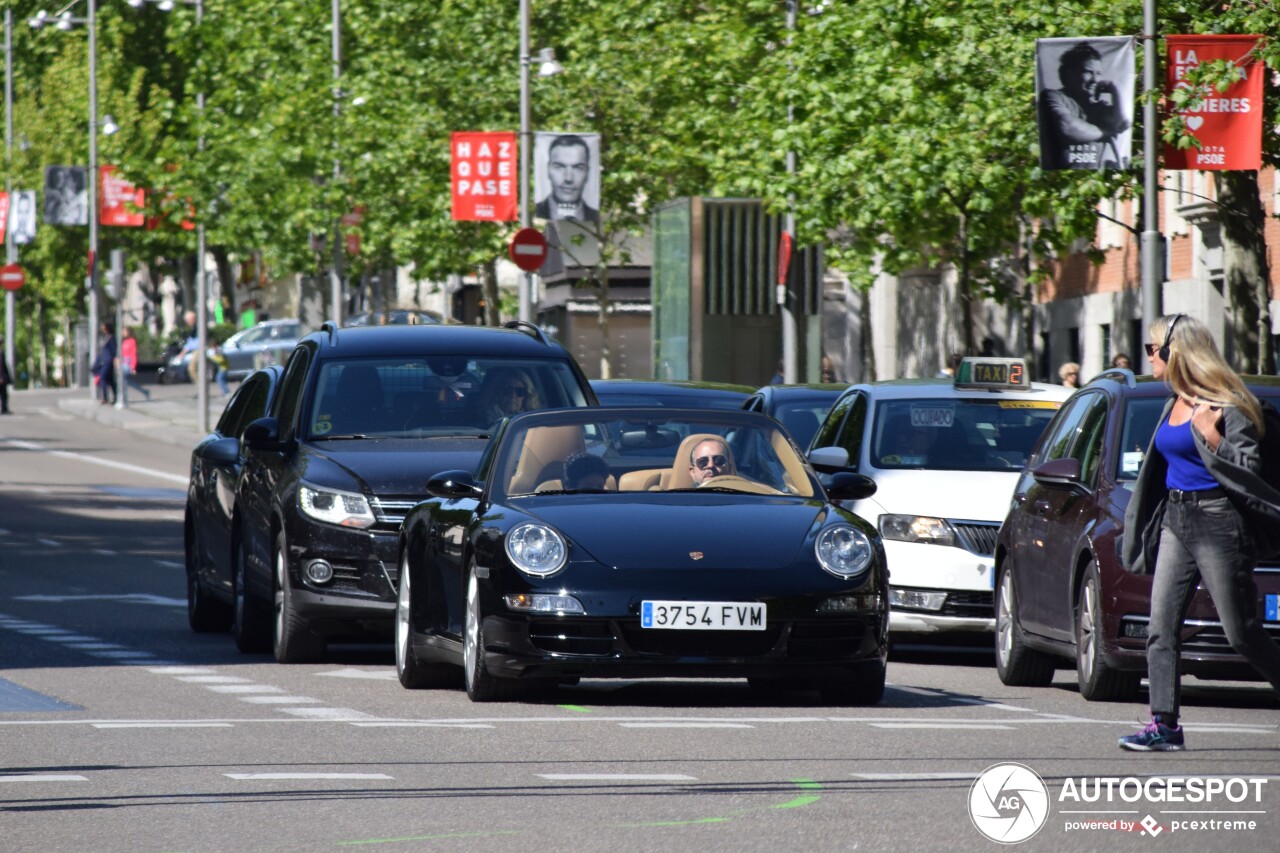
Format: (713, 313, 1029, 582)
(494, 410, 819, 499)
(305, 357, 590, 438)
(871, 398, 1059, 472)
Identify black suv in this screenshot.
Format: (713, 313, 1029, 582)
(233, 321, 597, 662)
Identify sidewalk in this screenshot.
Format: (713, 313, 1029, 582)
(51, 378, 220, 450)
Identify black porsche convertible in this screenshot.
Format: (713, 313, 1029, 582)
(394, 407, 889, 703)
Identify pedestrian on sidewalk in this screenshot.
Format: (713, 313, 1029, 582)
(1120, 313, 1280, 751)
(91, 322, 117, 406)
(116, 326, 151, 407)
(208, 343, 230, 397)
(0, 334, 12, 414)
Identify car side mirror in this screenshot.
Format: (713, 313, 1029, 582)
(824, 472, 877, 502)
(808, 446, 851, 473)
(426, 470, 483, 499)
(1032, 457, 1082, 487)
(243, 416, 284, 452)
(197, 436, 240, 465)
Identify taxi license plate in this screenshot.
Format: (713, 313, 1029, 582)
(641, 601, 766, 631)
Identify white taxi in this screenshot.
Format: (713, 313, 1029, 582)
(808, 359, 1071, 634)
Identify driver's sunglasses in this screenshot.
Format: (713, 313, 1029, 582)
(504, 385, 528, 398)
(693, 454, 727, 470)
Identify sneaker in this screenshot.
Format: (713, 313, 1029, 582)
(1118, 719, 1184, 752)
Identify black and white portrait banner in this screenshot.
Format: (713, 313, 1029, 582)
(1036, 37, 1135, 171)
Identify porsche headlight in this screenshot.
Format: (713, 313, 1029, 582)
(505, 522, 568, 577)
(298, 483, 375, 529)
(878, 514, 956, 547)
(815, 524, 874, 579)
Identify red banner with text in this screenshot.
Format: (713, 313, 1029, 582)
(99, 165, 146, 227)
(1164, 34, 1263, 170)
(450, 131, 518, 221)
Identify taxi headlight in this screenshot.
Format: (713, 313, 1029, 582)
(505, 522, 568, 577)
(815, 524, 874, 579)
(298, 483, 375, 529)
(879, 514, 956, 547)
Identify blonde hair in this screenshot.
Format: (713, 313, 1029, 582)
(1058, 362, 1080, 381)
(480, 366, 542, 412)
(1151, 313, 1263, 432)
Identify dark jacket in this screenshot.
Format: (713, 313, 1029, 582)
(1123, 396, 1280, 574)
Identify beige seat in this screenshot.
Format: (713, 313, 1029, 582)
(618, 469, 665, 491)
(535, 476, 617, 493)
(665, 433, 727, 490)
(508, 425, 586, 494)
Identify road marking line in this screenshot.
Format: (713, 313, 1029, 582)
(93, 722, 235, 729)
(869, 723, 1014, 730)
(315, 667, 398, 681)
(206, 685, 285, 694)
(226, 773, 393, 781)
(618, 722, 754, 729)
(153, 560, 183, 569)
(64, 644, 124, 650)
(14, 593, 185, 608)
(278, 708, 376, 720)
(1, 438, 188, 485)
(854, 772, 983, 780)
(148, 666, 217, 674)
(238, 696, 321, 704)
(37, 538, 61, 547)
(174, 675, 253, 684)
(0, 774, 88, 782)
(88, 650, 154, 659)
(93, 549, 116, 556)
(350, 722, 496, 728)
(537, 774, 697, 781)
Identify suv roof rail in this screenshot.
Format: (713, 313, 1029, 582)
(503, 320, 551, 346)
(320, 321, 340, 345)
(1092, 367, 1137, 387)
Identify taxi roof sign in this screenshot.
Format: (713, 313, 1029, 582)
(955, 357, 1028, 390)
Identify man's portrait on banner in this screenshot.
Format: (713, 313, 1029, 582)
(1036, 38, 1134, 171)
(534, 133, 601, 223)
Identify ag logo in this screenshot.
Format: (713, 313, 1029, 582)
(968, 762, 1050, 844)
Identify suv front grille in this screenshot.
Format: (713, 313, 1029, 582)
(369, 496, 419, 532)
(951, 521, 1000, 557)
(939, 591, 994, 619)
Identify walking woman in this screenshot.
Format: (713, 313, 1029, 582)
(1121, 314, 1280, 750)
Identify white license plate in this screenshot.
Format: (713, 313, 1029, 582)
(640, 600, 766, 631)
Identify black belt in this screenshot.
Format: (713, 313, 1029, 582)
(1167, 487, 1226, 503)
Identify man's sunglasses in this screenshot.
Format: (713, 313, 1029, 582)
(693, 454, 728, 470)
(504, 386, 528, 398)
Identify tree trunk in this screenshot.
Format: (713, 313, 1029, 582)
(481, 259, 500, 326)
(211, 246, 236, 320)
(958, 210, 975, 355)
(860, 286, 876, 382)
(1217, 171, 1273, 374)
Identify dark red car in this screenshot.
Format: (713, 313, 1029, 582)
(994, 369, 1280, 701)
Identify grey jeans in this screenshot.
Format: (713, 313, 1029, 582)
(1147, 495, 1280, 716)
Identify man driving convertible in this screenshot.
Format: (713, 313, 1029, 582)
(688, 438, 737, 486)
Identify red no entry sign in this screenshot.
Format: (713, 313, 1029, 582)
(0, 263, 25, 291)
(509, 227, 548, 272)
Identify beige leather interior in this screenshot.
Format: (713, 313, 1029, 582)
(508, 425, 586, 494)
(618, 469, 664, 491)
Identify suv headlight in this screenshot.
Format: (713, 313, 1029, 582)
(878, 514, 955, 547)
(298, 483, 375, 529)
(506, 522, 568, 577)
(815, 524, 874, 579)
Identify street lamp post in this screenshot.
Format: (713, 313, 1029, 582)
(517, 2, 563, 326)
(31, 4, 101, 399)
(4, 10, 16, 384)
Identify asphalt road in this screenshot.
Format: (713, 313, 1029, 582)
(0, 386, 1277, 852)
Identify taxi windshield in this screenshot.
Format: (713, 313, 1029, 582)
(871, 399, 1059, 472)
(495, 410, 817, 499)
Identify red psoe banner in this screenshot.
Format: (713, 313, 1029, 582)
(99, 165, 146, 227)
(450, 131, 517, 221)
(1164, 34, 1263, 170)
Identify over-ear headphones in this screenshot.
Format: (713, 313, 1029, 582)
(1158, 313, 1185, 363)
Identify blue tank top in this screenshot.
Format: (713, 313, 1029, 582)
(1155, 416, 1219, 491)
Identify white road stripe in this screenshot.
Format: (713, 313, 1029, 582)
(0, 774, 88, 782)
(855, 772, 982, 781)
(869, 723, 1014, 730)
(64, 644, 123, 650)
(148, 666, 216, 674)
(153, 560, 184, 569)
(206, 685, 285, 694)
(225, 773, 393, 781)
(277, 708, 376, 720)
(174, 676, 252, 684)
(238, 696, 321, 705)
(350, 722, 496, 729)
(88, 651, 154, 659)
(537, 774, 697, 781)
(618, 722, 754, 729)
(93, 723, 234, 729)
(1, 438, 188, 485)
(37, 538, 61, 547)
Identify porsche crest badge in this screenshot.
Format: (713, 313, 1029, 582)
(689, 551, 704, 560)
